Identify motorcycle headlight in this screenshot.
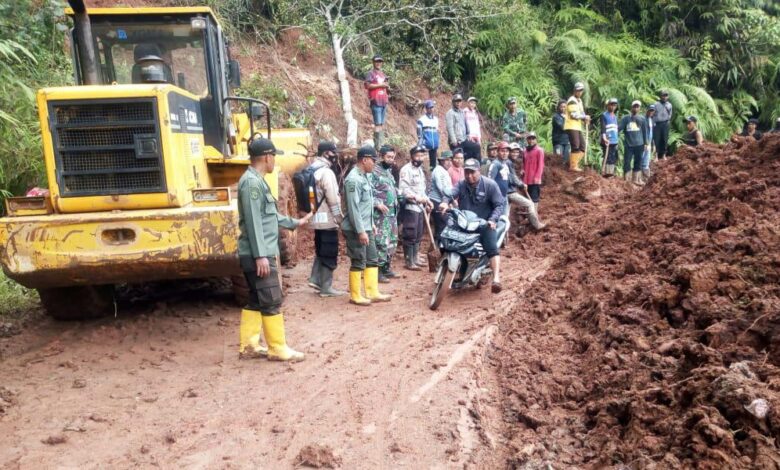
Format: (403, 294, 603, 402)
(467, 220, 480, 231)
(457, 213, 468, 229)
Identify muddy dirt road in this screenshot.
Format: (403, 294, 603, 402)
(0, 245, 548, 468)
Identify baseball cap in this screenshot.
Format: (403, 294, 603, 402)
(357, 145, 378, 160)
(685, 115, 698, 123)
(409, 144, 427, 155)
(506, 97, 517, 105)
(464, 159, 480, 171)
(452, 94, 463, 102)
(438, 151, 453, 160)
(607, 98, 618, 105)
(648, 104, 656, 111)
(372, 55, 384, 62)
(660, 90, 669, 96)
(526, 131, 537, 139)
(467, 96, 477, 102)
(248, 138, 283, 157)
(508, 142, 521, 150)
(497, 141, 509, 149)
(379, 144, 395, 155)
(317, 141, 337, 155)
(631, 100, 642, 107)
(487, 142, 498, 150)
(748, 118, 759, 124)
(574, 82, 585, 91)
(423, 99, 435, 109)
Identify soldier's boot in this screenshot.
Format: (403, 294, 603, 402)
(404, 246, 421, 271)
(384, 260, 399, 278)
(307, 258, 321, 291)
(239, 308, 268, 359)
(348, 270, 372, 306)
(364, 267, 392, 302)
(261, 313, 304, 362)
(378, 265, 391, 284)
(318, 265, 346, 297)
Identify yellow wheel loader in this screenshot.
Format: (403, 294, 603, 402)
(0, 2, 309, 319)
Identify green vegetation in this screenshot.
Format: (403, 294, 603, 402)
(0, 271, 38, 318)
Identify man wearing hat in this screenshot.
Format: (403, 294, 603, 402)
(523, 132, 545, 212)
(399, 145, 433, 270)
(653, 90, 673, 159)
(342, 145, 392, 306)
(307, 141, 346, 297)
(618, 100, 650, 184)
(428, 150, 455, 243)
(445, 94, 468, 151)
(440, 159, 506, 293)
(502, 97, 527, 147)
(416, 99, 440, 169)
(600, 98, 620, 177)
(482, 142, 499, 174)
(682, 116, 703, 147)
(237, 138, 311, 362)
(641, 105, 656, 181)
(364, 55, 390, 148)
(372, 145, 401, 283)
(464, 96, 482, 144)
(565, 82, 590, 171)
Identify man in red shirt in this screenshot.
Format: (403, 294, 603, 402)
(364, 55, 390, 148)
(523, 132, 545, 212)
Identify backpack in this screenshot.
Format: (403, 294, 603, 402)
(292, 164, 324, 213)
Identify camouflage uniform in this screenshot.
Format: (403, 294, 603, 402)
(502, 109, 528, 147)
(371, 164, 399, 270)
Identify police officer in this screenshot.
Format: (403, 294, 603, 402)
(373, 144, 400, 283)
(238, 137, 311, 362)
(343, 145, 392, 306)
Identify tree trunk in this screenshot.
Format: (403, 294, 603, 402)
(331, 34, 358, 147)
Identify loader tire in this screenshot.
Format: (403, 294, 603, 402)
(37, 285, 115, 321)
(277, 172, 298, 267)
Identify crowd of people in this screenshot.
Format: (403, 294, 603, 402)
(234, 56, 779, 363)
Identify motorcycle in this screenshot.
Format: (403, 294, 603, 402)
(429, 209, 510, 310)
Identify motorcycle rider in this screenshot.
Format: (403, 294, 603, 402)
(438, 159, 505, 293)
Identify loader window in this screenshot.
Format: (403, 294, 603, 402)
(89, 22, 210, 97)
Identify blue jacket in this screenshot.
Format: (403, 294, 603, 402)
(488, 159, 510, 197)
(417, 113, 440, 150)
(601, 112, 619, 145)
(443, 176, 504, 223)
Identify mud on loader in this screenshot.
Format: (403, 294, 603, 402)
(0, 3, 309, 320)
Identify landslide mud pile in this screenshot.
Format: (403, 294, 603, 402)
(495, 136, 780, 468)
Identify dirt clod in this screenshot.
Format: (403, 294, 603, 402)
(42, 434, 68, 445)
(294, 444, 342, 468)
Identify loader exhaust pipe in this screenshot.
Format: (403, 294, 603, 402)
(68, 0, 99, 85)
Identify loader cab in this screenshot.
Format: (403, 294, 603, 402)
(67, 8, 240, 157)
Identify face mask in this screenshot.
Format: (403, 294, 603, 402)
(381, 161, 393, 169)
(412, 160, 423, 167)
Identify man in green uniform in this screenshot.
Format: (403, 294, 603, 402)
(342, 145, 392, 306)
(238, 137, 311, 362)
(502, 97, 528, 147)
(372, 144, 400, 283)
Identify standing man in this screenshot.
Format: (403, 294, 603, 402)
(439, 160, 505, 293)
(653, 90, 672, 159)
(600, 98, 620, 177)
(307, 141, 346, 297)
(399, 145, 433, 270)
(342, 145, 392, 306)
(364, 55, 390, 149)
(490, 141, 544, 230)
(464, 97, 482, 144)
(552, 100, 571, 167)
(482, 142, 498, 174)
(641, 105, 656, 181)
(619, 100, 649, 184)
(238, 137, 310, 362)
(448, 149, 465, 186)
(682, 116, 704, 147)
(428, 151, 455, 243)
(372, 144, 400, 283)
(523, 132, 545, 212)
(565, 82, 590, 172)
(416, 99, 440, 170)
(502, 97, 527, 147)
(445, 94, 468, 150)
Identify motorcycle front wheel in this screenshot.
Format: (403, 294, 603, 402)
(429, 258, 458, 310)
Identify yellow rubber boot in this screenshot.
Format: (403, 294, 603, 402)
(349, 271, 372, 306)
(261, 313, 304, 362)
(239, 309, 268, 359)
(364, 267, 391, 302)
(569, 151, 583, 172)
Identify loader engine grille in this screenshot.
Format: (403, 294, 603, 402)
(49, 99, 166, 197)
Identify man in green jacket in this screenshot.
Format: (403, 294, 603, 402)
(342, 145, 392, 306)
(502, 97, 527, 147)
(238, 137, 311, 362)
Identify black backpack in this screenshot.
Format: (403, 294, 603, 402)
(292, 164, 324, 213)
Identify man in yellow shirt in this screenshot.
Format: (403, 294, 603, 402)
(564, 82, 590, 172)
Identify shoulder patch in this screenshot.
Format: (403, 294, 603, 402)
(250, 189, 260, 200)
